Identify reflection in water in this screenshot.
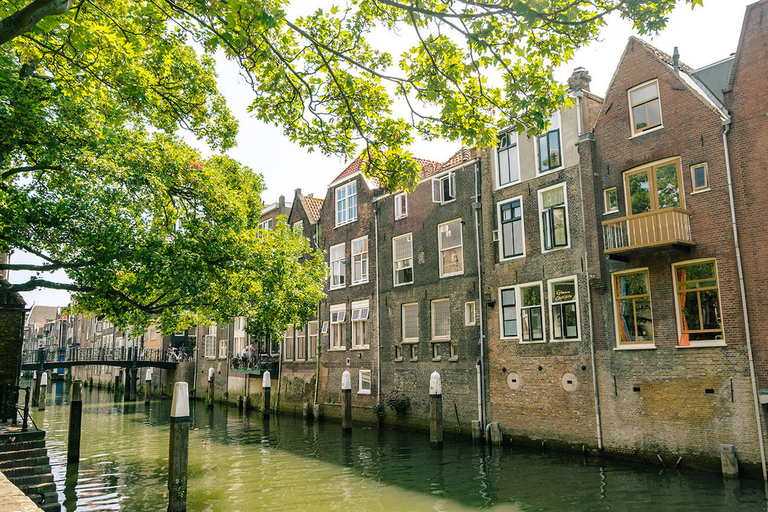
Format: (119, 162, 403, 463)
(29, 384, 768, 511)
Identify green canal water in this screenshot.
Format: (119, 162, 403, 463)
(28, 381, 768, 511)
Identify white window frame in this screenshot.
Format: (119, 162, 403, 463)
(330, 243, 346, 289)
(538, 182, 570, 253)
(329, 304, 346, 351)
(536, 112, 563, 174)
(394, 193, 408, 220)
(432, 171, 456, 204)
(393, 233, 414, 286)
(498, 286, 518, 340)
(283, 324, 295, 361)
(431, 299, 451, 340)
(548, 276, 581, 342)
(464, 301, 476, 326)
(351, 300, 370, 349)
(358, 369, 372, 395)
(335, 181, 358, 227)
(351, 236, 369, 285)
(204, 334, 216, 359)
(496, 131, 520, 188)
(260, 218, 273, 230)
(402, 303, 419, 343)
(218, 339, 228, 359)
(308, 321, 318, 359)
(438, 219, 464, 277)
(518, 282, 545, 343)
(497, 196, 525, 261)
(628, 79, 663, 137)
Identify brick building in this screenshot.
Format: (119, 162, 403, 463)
(579, 34, 763, 469)
(480, 70, 604, 449)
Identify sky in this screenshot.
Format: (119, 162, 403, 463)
(9, 0, 755, 308)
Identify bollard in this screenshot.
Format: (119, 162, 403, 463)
(720, 444, 739, 479)
(207, 367, 215, 409)
(123, 369, 131, 401)
(262, 371, 271, 417)
(303, 402, 313, 421)
(32, 371, 39, 406)
(144, 369, 152, 405)
(314, 403, 323, 421)
(168, 382, 189, 512)
(429, 371, 443, 446)
(489, 422, 503, 446)
(38, 372, 48, 410)
(130, 366, 138, 402)
(471, 420, 483, 443)
(68, 380, 83, 463)
(341, 370, 352, 432)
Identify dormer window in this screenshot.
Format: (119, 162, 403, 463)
(629, 80, 662, 135)
(432, 172, 455, 204)
(335, 181, 357, 226)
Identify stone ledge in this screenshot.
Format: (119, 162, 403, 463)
(0, 470, 42, 512)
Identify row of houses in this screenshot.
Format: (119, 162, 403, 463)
(33, 1, 768, 474)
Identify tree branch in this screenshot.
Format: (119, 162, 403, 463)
(0, 0, 73, 46)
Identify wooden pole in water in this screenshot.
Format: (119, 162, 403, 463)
(38, 371, 47, 411)
(262, 371, 271, 417)
(168, 382, 189, 512)
(144, 369, 152, 405)
(429, 371, 443, 446)
(207, 367, 214, 409)
(123, 368, 131, 401)
(341, 370, 352, 432)
(67, 380, 83, 463)
(114, 368, 121, 400)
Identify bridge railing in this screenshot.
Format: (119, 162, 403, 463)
(22, 347, 174, 365)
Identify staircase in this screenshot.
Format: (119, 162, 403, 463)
(0, 429, 61, 511)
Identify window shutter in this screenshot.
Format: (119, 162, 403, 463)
(432, 178, 441, 203)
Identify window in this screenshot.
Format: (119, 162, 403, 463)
(431, 299, 450, 340)
(674, 260, 723, 345)
(432, 172, 455, 204)
(308, 321, 318, 359)
(497, 132, 520, 186)
(438, 219, 463, 276)
(629, 80, 662, 135)
(204, 334, 216, 359)
(351, 237, 369, 285)
(691, 163, 709, 193)
(330, 305, 346, 350)
(402, 303, 419, 342)
(604, 188, 618, 214)
(293, 220, 303, 234)
(393, 234, 414, 286)
(330, 243, 345, 289)
(260, 218, 273, 230)
(539, 184, 568, 251)
(394, 193, 408, 219)
(520, 284, 544, 342)
(625, 159, 682, 215)
(283, 324, 295, 360)
(296, 325, 307, 360)
(358, 369, 371, 394)
(218, 339, 227, 359)
(321, 321, 328, 334)
(499, 287, 517, 339)
(613, 269, 654, 345)
(351, 300, 370, 349)
(498, 198, 524, 259)
(465, 302, 476, 326)
(549, 277, 579, 341)
(335, 181, 358, 226)
(538, 112, 562, 173)
(234, 336, 246, 358)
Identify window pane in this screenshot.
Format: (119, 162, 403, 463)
(539, 134, 550, 171)
(646, 98, 662, 127)
(564, 303, 578, 338)
(635, 297, 653, 341)
(631, 82, 658, 105)
(432, 301, 450, 338)
(694, 166, 707, 189)
(521, 285, 540, 307)
(606, 189, 618, 212)
(541, 187, 565, 208)
(553, 206, 567, 247)
(548, 130, 561, 168)
(617, 272, 648, 297)
(628, 171, 651, 215)
(655, 164, 680, 209)
(552, 305, 563, 339)
(617, 299, 636, 342)
(403, 304, 418, 340)
(439, 221, 461, 249)
(633, 104, 649, 131)
(529, 308, 543, 340)
(552, 281, 576, 303)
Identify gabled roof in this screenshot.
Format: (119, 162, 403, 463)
(26, 305, 59, 327)
(691, 56, 734, 104)
(298, 194, 324, 224)
(437, 147, 478, 174)
(329, 156, 444, 190)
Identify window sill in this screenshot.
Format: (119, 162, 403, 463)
(394, 357, 403, 363)
(499, 254, 526, 263)
(465, 322, 476, 327)
(350, 280, 369, 287)
(334, 218, 358, 229)
(603, 209, 619, 216)
(495, 180, 521, 191)
(351, 346, 370, 351)
(537, 165, 564, 177)
(394, 281, 414, 287)
(409, 358, 419, 362)
(395, 214, 408, 221)
(613, 344, 656, 351)
(519, 340, 545, 344)
(432, 356, 442, 362)
(435, 199, 457, 206)
(448, 356, 459, 362)
(541, 245, 570, 254)
(691, 188, 711, 195)
(630, 125, 664, 139)
(676, 341, 726, 349)
(357, 390, 371, 395)
(440, 271, 465, 279)
(328, 347, 347, 352)
(551, 338, 580, 343)
(402, 340, 419, 345)
(431, 339, 450, 343)
(329, 285, 346, 291)
(500, 337, 520, 342)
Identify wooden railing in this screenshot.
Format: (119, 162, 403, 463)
(602, 207, 693, 254)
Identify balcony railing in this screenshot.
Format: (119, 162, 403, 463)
(602, 207, 694, 254)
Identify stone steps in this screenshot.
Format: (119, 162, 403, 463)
(0, 429, 61, 511)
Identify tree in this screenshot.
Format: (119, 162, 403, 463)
(0, 0, 698, 329)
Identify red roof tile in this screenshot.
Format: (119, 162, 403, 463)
(299, 195, 324, 224)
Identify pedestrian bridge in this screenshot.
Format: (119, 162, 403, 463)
(21, 348, 182, 371)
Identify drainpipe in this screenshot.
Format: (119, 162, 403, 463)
(473, 161, 487, 428)
(374, 207, 381, 403)
(314, 221, 321, 406)
(722, 116, 767, 480)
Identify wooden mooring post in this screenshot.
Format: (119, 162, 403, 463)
(429, 371, 443, 446)
(144, 369, 152, 405)
(207, 368, 214, 409)
(38, 371, 47, 411)
(341, 370, 352, 432)
(262, 371, 271, 417)
(168, 382, 189, 512)
(68, 380, 83, 463)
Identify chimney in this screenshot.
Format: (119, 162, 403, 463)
(295, 188, 302, 197)
(278, 194, 285, 211)
(567, 67, 592, 92)
(673, 47, 680, 74)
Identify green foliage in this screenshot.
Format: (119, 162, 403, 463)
(371, 401, 386, 418)
(385, 390, 410, 415)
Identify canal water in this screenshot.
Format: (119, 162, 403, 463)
(29, 381, 768, 511)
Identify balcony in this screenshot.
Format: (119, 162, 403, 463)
(602, 207, 694, 255)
